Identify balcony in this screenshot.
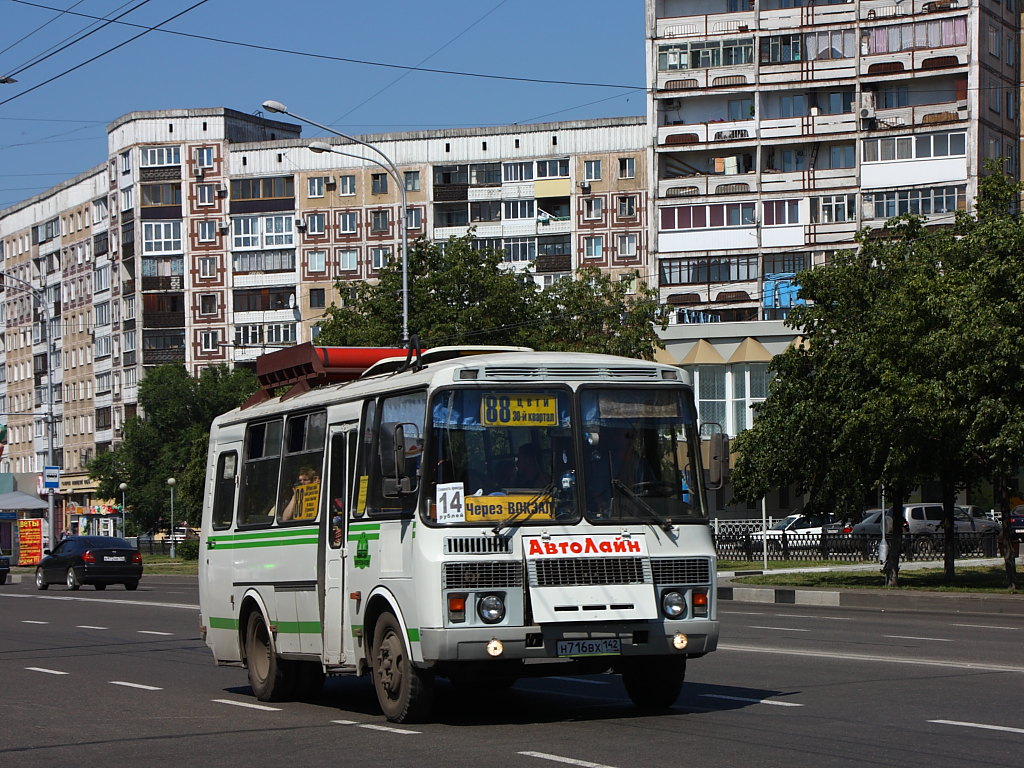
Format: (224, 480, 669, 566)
(759, 3, 855, 31)
(759, 112, 857, 140)
(655, 12, 755, 40)
(142, 311, 185, 329)
(657, 67, 753, 93)
(868, 100, 969, 132)
(860, 47, 968, 78)
(658, 119, 757, 148)
(141, 275, 184, 291)
(142, 348, 185, 365)
(758, 56, 857, 86)
(860, 0, 969, 21)
(658, 174, 758, 200)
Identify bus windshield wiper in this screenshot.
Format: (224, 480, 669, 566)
(611, 479, 674, 533)
(492, 481, 559, 536)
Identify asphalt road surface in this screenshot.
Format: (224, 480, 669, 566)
(1, 575, 1022, 768)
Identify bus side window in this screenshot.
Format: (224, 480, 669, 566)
(211, 452, 237, 530)
(239, 420, 283, 527)
(277, 411, 327, 524)
(365, 392, 425, 516)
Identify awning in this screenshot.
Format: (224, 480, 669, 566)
(727, 337, 773, 364)
(0, 491, 49, 511)
(678, 339, 726, 365)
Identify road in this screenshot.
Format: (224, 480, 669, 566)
(1, 575, 1022, 768)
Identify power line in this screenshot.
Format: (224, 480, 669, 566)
(0, 0, 212, 108)
(0, 0, 88, 58)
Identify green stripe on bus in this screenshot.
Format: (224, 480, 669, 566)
(274, 621, 322, 634)
(209, 617, 239, 630)
(348, 523, 381, 532)
(407, 628, 420, 642)
(210, 538, 318, 550)
(209, 529, 316, 543)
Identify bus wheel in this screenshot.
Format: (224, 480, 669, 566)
(622, 656, 685, 710)
(245, 611, 293, 702)
(371, 611, 433, 723)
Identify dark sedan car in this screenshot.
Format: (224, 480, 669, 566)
(35, 536, 142, 591)
(0, 548, 10, 585)
(1011, 505, 1024, 542)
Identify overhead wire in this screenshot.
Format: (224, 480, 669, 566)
(0, 0, 88, 58)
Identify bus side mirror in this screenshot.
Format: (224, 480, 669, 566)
(708, 432, 730, 490)
(392, 423, 422, 495)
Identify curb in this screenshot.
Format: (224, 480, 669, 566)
(717, 584, 1024, 615)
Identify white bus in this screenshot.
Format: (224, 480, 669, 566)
(199, 344, 721, 722)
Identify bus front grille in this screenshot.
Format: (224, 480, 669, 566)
(530, 557, 647, 587)
(444, 537, 512, 555)
(651, 557, 712, 585)
(443, 561, 524, 590)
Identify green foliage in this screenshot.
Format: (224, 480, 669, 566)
(175, 539, 200, 561)
(88, 364, 257, 533)
(315, 234, 666, 359)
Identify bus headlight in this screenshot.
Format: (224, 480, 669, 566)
(661, 590, 687, 619)
(477, 593, 506, 624)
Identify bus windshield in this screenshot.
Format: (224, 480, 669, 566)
(579, 386, 703, 525)
(428, 388, 578, 526)
(426, 385, 704, 527)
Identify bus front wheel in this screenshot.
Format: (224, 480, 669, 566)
(371, 611, 433, 723)
(621, 656, 686, 710)
(245, 611, 293, 702)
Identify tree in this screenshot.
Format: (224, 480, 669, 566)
(88, 364, 257, 534)
(315, 234, 667, 359)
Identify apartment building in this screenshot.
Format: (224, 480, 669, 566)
(0, 108, 648, 515)
(648, 0, 1019, 436)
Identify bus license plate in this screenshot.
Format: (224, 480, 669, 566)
(556, 638, 621, 657)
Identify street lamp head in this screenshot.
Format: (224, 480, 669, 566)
(166, 477, 176, 487)
(119, 482, 127, 491)
(308, 140, 333, 154)
(262, 99, 287, 114)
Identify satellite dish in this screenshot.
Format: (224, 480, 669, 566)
(288, 293, 296, 309)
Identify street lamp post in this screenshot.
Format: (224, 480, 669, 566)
(0, 270, 57, 547)
(166, 478, 176, 559)
(261, 99, 410, 345)
(119, 482, 128, 538)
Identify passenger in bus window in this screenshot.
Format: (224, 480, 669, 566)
(281, 466, 319, 521)
(331, 515, 343, 546)
(513, 443, 547, 488)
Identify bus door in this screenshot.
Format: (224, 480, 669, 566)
(323, 425, 357, 665)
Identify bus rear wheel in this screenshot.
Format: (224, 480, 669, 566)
(371, 611, 433, 723)
(245, 611, 293, 702)
(622, 656, 686, 710)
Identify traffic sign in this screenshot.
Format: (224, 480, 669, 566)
(43, 466, 60, 489)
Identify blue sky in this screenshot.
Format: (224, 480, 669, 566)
(0, 0, 647, 208)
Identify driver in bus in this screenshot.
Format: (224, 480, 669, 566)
(513, 443, 547, 488)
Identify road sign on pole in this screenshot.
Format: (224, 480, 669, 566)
(43, 466, 60, 490)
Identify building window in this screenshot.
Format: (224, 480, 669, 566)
(503, 200, 535, 220)
(406, 207, 422, 229)
(810, 194, 857, 223)
(536, 158, 569, 178)
(120, 150, 132, 174)
(199, 294, 218, 315)
(310, 288, 326, 309)
(619, 157, 636, 179)
(617, 233, 638, 257)
(863, 186, 967, 219)
(660, 202, 756, 230)
(308, 176, 325, 198)
(339, 175, 356, 195)
(140, 146, 181, 167)
(825, 144, 855, 169)
(658, 38, 754, 71)
(308, 250, 327, 273)
(370, 246, 391, 270)
(404, 170, 420, 191)
(617, 195, 637, 218)
(371, 173, 388, 194)
(501, 237, 535, 263)
(584, 160, 602, 181)
(198, 256, 217, 277)
(198, 220, 217, 243)
(93, 265, 110, 293)
(196, 183, 216, 206)
(201, 330, 220, 352)
(306, 213, 326, 235)
(370, 209, 390, 233)
(231, 176, 294, 200)
(762, 199, 800, 226)
(142, 221, 182, 254)
(660, 255, 759, 285)
(338, 211, 358, 234)
(583, 198, 603, 221)
(120, 188, 133, 212)
(231, 250, 296, 273)
(196, 146, 214, 168)
(862, 131, 966, 163)
(584, 236, 603, 258)
(503, 161, 533, 181)
(338, 248, 358, 271)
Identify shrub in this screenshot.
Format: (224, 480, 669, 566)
(176, 538, 200, 561)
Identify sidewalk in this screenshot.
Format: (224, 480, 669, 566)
(718, 558, 1024, 615)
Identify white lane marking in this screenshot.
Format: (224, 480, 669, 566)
(356, 723, 420, 735)
(750, 626, 811, 632)
(929, 719, 1024, 735)
(720, 644, 1024, 673)
(884, 635, 953, 642)
(519, 751, 618, 768)
(549, 676, 610, 685)
(138, 631, 173, 636)
(212, 699, 281, 711)
(952, 623, 1019, 631)
(331, 720, 360, 725)
(723, 611, 766, 615)
(701, 693, 802, 707)
(110, 681, 162, 691)
(21, 620, 49, 624)
(775, 614, 853, 621)
(76, 625, 108, 630)
(26, 667, 68, 675)
(0, 592, 197, 610)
